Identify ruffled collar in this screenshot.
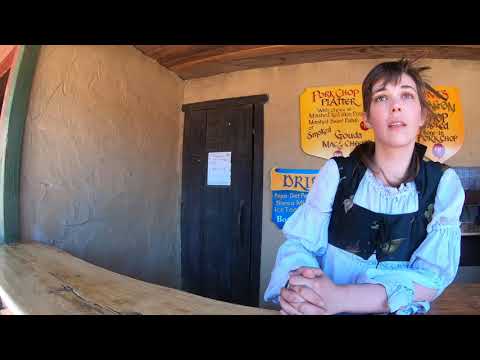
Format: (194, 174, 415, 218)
(363, 168, 416, 197)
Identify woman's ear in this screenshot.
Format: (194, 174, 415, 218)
(362, 112, 371, 128)
(419, 109, 427, 127)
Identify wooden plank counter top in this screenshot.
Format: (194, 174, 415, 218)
(0, 242, 277, 315)
(428, 283, 480, 315)
(1, 242, 479, 315)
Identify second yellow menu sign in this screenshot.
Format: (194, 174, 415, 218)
(418, 86, 464, 162)
(300, 85, 374, 158)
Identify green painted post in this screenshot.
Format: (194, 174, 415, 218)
(0, 45, 41, 244)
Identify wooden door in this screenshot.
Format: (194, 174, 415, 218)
(181, 95, 267, 306)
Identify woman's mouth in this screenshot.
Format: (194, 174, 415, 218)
(388, 121, 406, 128)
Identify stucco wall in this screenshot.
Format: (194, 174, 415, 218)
(20, 45, 185, 288)
(183, 58, 480, 307)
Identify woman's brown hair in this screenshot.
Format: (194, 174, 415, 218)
(354, 58, 446, 187)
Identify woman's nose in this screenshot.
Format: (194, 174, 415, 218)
(391, 104, 402, 112)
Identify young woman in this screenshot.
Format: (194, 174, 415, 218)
(264, 59, 465, 315)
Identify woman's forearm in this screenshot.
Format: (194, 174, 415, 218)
(337, 284, 390, 314)
(337, 282, 438, 314)
(413, 283, 438, 302)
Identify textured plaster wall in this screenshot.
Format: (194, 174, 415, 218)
(20, 45, 185, 288)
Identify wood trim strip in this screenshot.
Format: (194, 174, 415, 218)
(250, 102, 265, 306)
(182, 94, 268, 112)
(0, 45, 41, 244)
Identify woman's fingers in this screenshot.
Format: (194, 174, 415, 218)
(280, 287, 305, 303)
(288, 268, 303, 277)
(279, 295, 303, 315)
(288, 274, 317, 289)
(289, 267, 324, 279)
(290, 285, 326, 309)
(299, 267, 324, 279)
(296, 301, 328, 315)
(279, 287, 329, 315)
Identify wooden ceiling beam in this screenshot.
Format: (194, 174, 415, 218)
(134, 45, 480, 80)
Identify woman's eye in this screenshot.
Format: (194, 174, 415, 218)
(402, 93, 415, 100)
(374, 95, 387, 102)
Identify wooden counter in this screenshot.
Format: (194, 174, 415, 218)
(0, 242, 277, 315)
(428, 283, 480, 315)
(1, 242, 479, 315)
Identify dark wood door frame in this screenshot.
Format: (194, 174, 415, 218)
(181, 94, 268, 306)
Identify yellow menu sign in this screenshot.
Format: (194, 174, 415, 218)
(417, 86, 464, 163)
(300, 85, 464, 162)
(300, 85, 375, 159)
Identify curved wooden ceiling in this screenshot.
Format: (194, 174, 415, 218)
(134, 45, 480, 80)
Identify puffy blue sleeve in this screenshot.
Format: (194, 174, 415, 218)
(356, 168, 465, 314)
(264, 159, 340, 303)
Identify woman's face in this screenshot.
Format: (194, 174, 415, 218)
(363, 73, 425, 149)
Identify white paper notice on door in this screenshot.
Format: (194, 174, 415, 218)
(207, 152, 231, 186)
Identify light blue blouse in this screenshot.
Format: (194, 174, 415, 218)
(264, 158, 465, 315)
